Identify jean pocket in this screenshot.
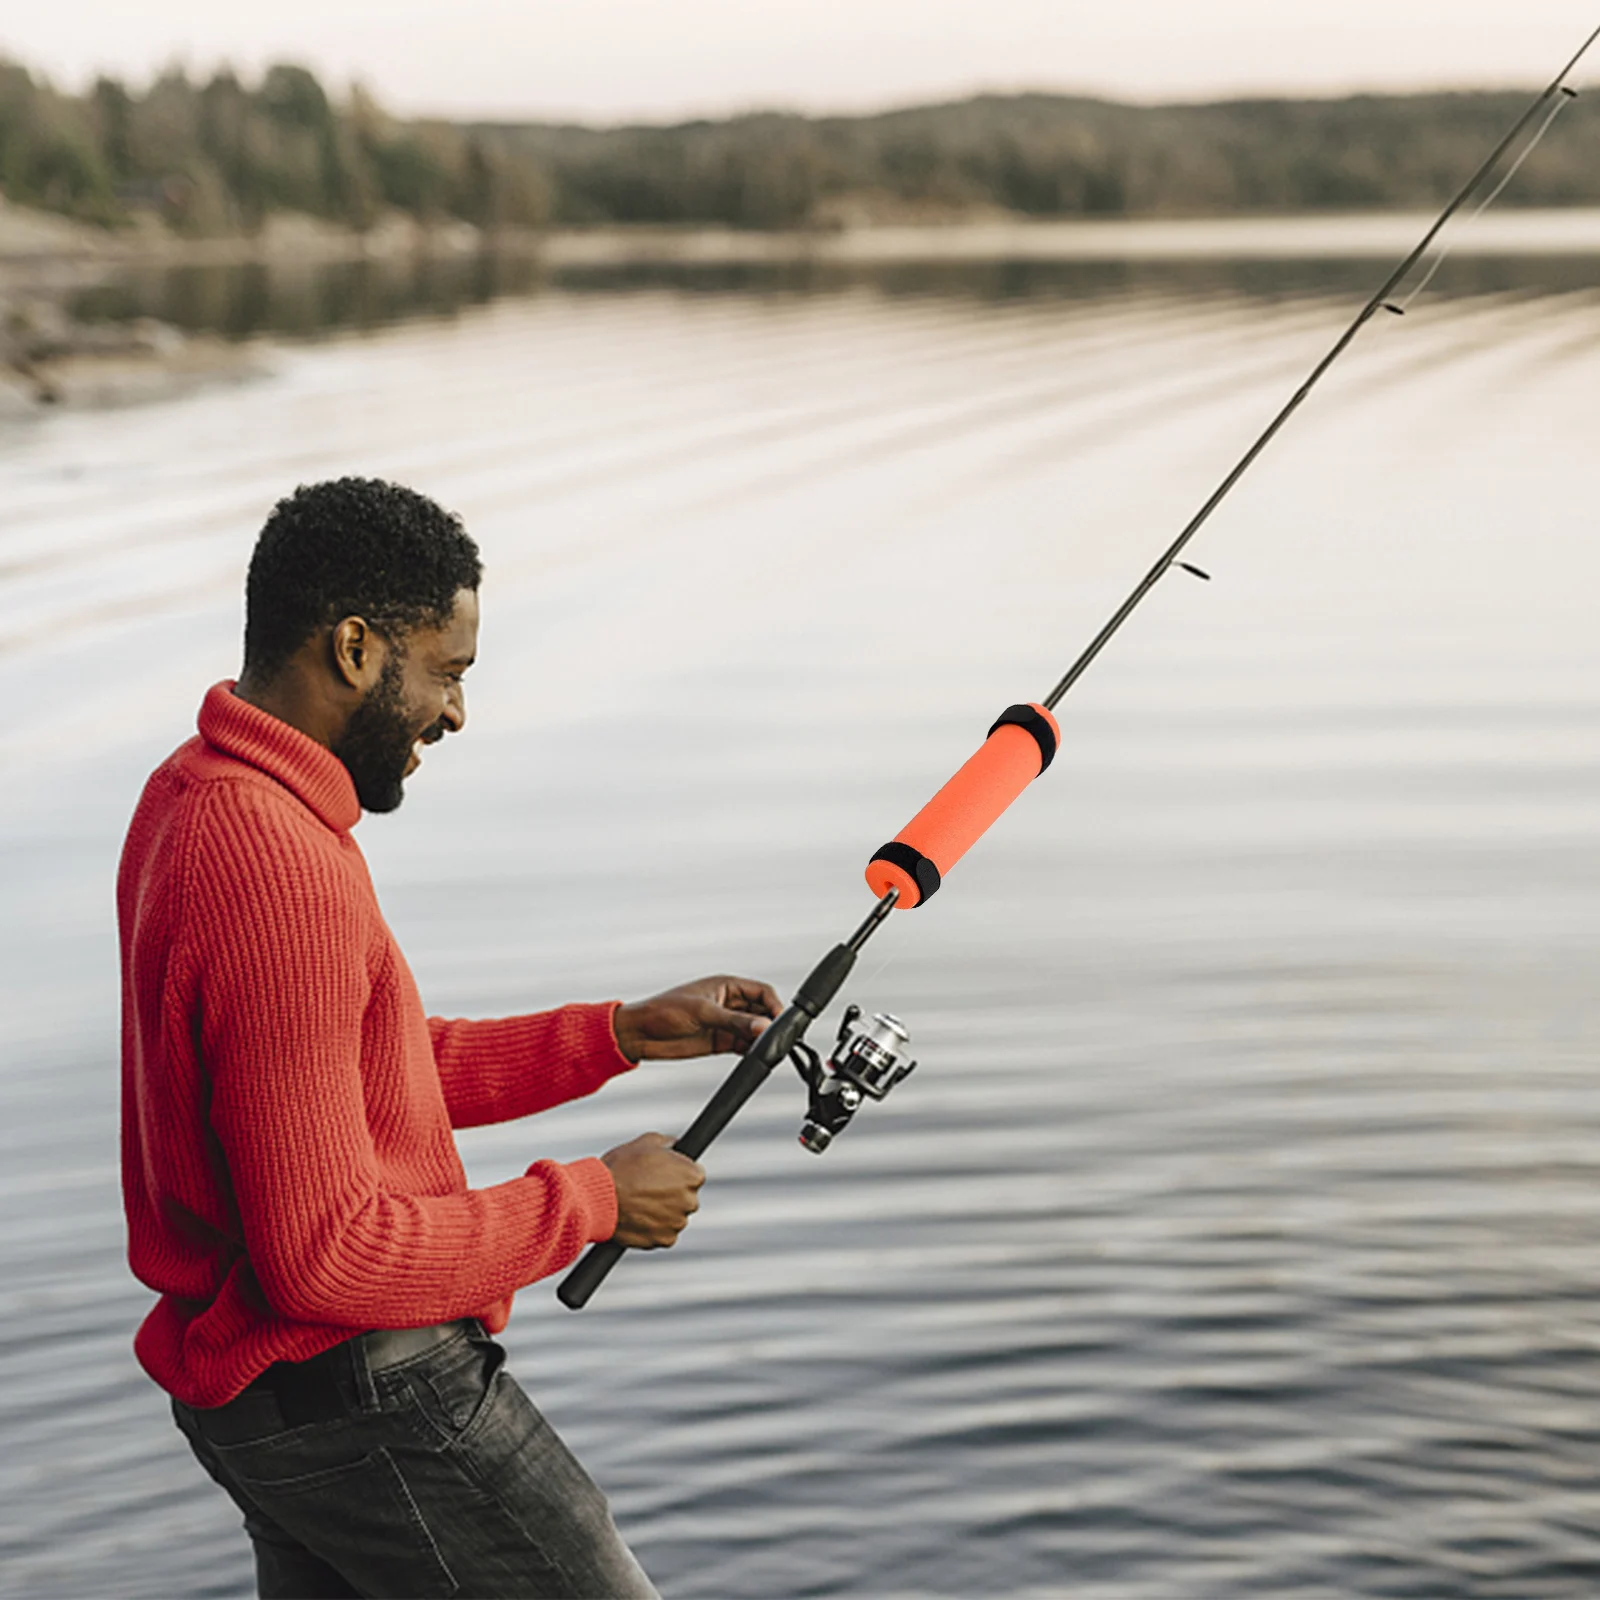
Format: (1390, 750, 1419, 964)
(233, 1446, 459, 1598)
(397, 1330, 507, 1446)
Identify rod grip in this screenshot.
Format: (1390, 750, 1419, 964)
(556, 1240, 625, 1309)
(866, 702, 1059, 908)
(556, 943, 857, 1311)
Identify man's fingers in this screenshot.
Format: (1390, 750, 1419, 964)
(640, 1133, 703, 1184)
(704, 998, 771, 1049)
(618, 975, 784, 1060)
(696, 999, 771, 1046)
(604, 1136, 707, 1248)
(721, 977, 782, 1018)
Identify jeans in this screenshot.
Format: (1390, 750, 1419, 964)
(172, 1321, 658, 1600)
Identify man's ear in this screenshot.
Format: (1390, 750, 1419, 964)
(329, 616, 387, 693)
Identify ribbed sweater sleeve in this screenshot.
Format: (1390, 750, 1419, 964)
(428, 1004, 637, 1129)
(187, 786, 616, 1329)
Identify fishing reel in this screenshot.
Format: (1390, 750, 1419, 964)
(790, 1005, 916, 1153)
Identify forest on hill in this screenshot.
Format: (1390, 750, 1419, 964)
(2, 55, 1597, 236)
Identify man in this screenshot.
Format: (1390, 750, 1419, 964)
(119, 477, 780, 1599)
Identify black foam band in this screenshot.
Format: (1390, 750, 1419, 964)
(987, 704, 1057, 773)
(869, 841, 942, 905)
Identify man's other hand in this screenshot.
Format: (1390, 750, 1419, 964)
(600, 1133, 706, 1249)
(612, 975, 782, 1062)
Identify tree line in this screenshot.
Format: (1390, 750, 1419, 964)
(2, 56, 1596, 235)
(0, 59, 552, 232)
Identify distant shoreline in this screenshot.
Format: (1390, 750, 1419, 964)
(6, 204, 1597, 415)
(8, 205, 1600, 274)
(536, 210, 1600, 266)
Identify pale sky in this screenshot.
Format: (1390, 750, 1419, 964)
(3, 2, 1598, 122)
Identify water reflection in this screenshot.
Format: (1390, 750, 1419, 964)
(69, 249, 548, 341)
(537, 250, 1600, 307)
(65, 240, 1600, 342)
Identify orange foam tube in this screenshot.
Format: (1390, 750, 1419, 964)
(866, 702, 1060, 908)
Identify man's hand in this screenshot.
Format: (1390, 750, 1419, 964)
(600, 1133, 706, 1249)
(612, 974, 782, 1062)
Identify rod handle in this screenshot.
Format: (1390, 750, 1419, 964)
(556, 1239, 626, 1309)
(556, 941, 861, 1311)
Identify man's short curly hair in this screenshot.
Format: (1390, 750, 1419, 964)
(243, 478, 482, 678)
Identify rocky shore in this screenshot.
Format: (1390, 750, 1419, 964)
(0, 203, 261, 415)
(0, 202, 494, 413)
(0, 298, 262, 416)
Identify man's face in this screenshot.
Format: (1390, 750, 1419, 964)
(333, 587, 479, 813)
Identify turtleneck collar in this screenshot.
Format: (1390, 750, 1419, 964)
(198, 681, 362, 834)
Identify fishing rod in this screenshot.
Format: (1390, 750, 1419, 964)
(558, 25, 1599, 1311)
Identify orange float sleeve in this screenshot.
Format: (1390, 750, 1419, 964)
(866, 702, 1060, 909)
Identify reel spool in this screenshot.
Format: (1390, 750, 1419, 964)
(792, 1005, 917, 1153)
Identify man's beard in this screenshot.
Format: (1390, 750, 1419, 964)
(333, 654, 438, 814)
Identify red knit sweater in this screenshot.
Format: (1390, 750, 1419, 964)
(119, 683, 633, 1407)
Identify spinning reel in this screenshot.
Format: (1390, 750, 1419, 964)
(790, 1005, 916, 1153)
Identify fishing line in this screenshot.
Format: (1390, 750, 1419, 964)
(1037, 28, 1598, 717)
(558, 23, 1600, 1310)
(1390, 88, 1579, 313)
(850, 943, 902, 996)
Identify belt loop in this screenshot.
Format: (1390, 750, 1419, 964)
(346, 1333, 380, 1412)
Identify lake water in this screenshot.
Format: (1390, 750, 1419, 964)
(2, 248, 1599, 1598)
